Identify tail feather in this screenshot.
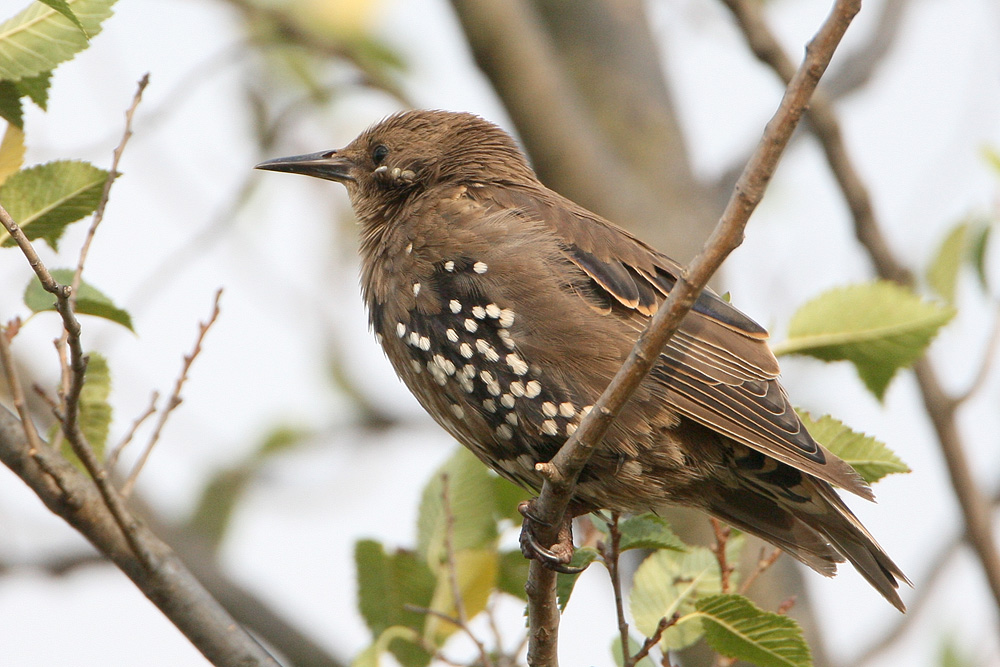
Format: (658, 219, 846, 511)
(704, 475, 908, 612)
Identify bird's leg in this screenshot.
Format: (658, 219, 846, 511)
(518, 499, 586, 574)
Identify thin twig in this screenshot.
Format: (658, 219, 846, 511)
(440, 473, 495, 667)
(739, 547, 783, 596)
(0, 204, 152, 570)
(523, 2, 862, 664)
(953, 306, 1000, 406)
(709, 518, 733, 594)
(631, 614, 680, 667)
(72, 74, 149, 296)
(104, 391, 159, 471)
(122, 289, 222, 497)
(722, 0, 1000, 625)
(599, 513, 631, 667)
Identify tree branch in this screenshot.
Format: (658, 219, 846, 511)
(0, 406, 280, 666)
(722, 0, 1000, 624)
(523, 1, 862, 663)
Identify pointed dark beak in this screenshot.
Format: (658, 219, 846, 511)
(255, 150, 356, 182)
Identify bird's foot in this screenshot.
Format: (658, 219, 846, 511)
(518, 500, 585, 574)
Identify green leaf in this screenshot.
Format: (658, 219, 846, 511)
(416, 447, 498, 567)
(0, 160, 109, 250)
(555, 546, 599, 612)
(355, 540, 436, 637)
(618, 513, 686, 552)
(611, 635, 656, 667)
(969, 224, 992, 293)
(493, 474, 532, 525)
(927, 222, 970, 303)
(0, 80, 23, 127)
(24, 268, 133, 331)
(352, 626, 428, 667)
(797, 411, 909, 484)
(496, 550, 529, 601)
(36, 0, 86, 35)
(16, 70, 52, 110)
(425, 548, 498, 644)
(630, 546, 723, 650)
(60, 351, 111, 465)
(775, 281, 954, 399)
(693, 594, 812, 667)
(0, 0, 116, 80)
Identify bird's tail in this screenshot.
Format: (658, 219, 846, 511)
(704, 473, 910, 612)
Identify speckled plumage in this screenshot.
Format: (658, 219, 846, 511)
(257, 110, 908, 611)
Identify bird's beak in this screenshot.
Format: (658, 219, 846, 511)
(255, 150, 356, 183)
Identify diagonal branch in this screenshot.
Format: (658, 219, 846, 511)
(523, 1, 862, 663)
(722, 0, 1000, 625)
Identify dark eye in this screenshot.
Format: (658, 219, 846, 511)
(372, 144, 389, 164)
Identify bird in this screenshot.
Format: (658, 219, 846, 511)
(256, 109, 908, 611)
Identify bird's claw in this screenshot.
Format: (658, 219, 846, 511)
(518, 500, 585, 574)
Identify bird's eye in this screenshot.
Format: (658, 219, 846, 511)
(372, 144, 390, 165)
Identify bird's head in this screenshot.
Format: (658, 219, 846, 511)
(256, 110, 538, 220)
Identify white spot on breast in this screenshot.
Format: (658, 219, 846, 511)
(473, 261, 488, 274)
(412, 282, 421, 296)
(472, 306, 486, 319)
(408, 332, 420, 347)
(498, 309, 515, 328)
(440, 358, 456, 375)
(444, 260, 455, 272)
(510, 381, 525, 397)
(524, 380, 542, 398)
(446, 328, 459, 343)
(496, 424, 513, 440)
(500, 393, 515, 409)
(498, 329, 516, 349)
(464, 319, 478, 333)
(506, 353, 528, 375)
(541, 402, 557, 417)
(476, 339, 499, 362)
(396, 322, 407, 337)
(485, 303, 501, 318)
(540, 419, 558, 436)
(459, 343, 474, 358)
(580, 405, 594, 416)
(410, 360, 422, 373)
(480, 370, 501, 396)
(559, 402, 575, 418)
(450, 404, 465, 419)
(505, 412, 518, 426)
(461, 364, 477, 378)
(418, 336, 430, 351)
(565, 422, 577, 436)
(482, 398, 497, 413)
(450, 300, 462, 314)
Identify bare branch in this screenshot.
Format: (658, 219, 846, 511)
(0, 406, 280, 666)
(105, 391, 158, 471)
(122, 288, 222, 497)
(523, 2, 862, 663)
(722, 0, 1000, 624)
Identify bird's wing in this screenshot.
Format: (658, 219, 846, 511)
(483, 184, 871, 500)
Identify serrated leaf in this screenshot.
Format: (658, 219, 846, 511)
(0, 0, 116, 80)
(416, 447, 497, 567)
(630, 546, 723, 650)
(0, 160, 109, 250)
(797, 411, 909, 484)
(24, 268, 133, 331)
(16, 70, 52, 110)
(774, 281, 954, 399)
(926, 222, 969, 303)
(355, 540, 436, 637)
(425, 549, 498, 644)
(611, 635, 656, 667)
(496, 550, 529, 601)
(618, 513, 686, 552)
(0, 81, 23, 128)
(693, 594, 812, 667)
(37, 0, 86, 35)
(0, 122, 25, 185)
(555, 546, 598, 612)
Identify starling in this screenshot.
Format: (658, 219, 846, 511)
(256, 110, 908, 611)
